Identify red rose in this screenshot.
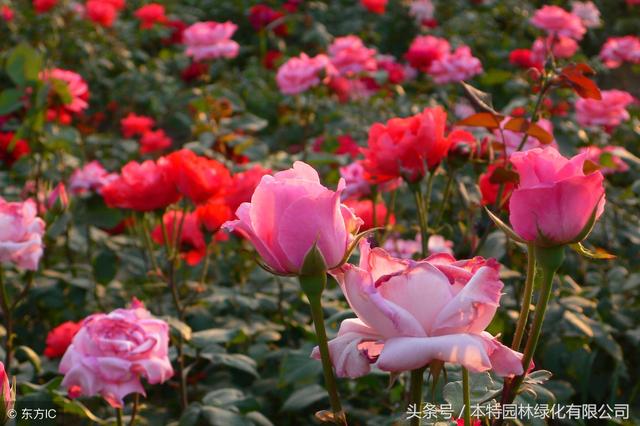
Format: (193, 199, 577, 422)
(344, 199, 395, 231)
(101, 158, 180, 211)
(134, 3, 167, 29)
(248, 4, 287, 36)
(120, 113, 155, 138)
(44, 321, 82, 358)
(0, 133, 30, 167)
(152, 211, 206, 265)
(478, 163, 515, 211)
(165, 149, 231, 204)
(33, 0, 57, 13)
(224, 165, 271, 214)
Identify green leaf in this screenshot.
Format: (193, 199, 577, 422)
(281, 384, 327, 412)
(207, 353, 259, 378)
(6, 43, 43, 86)
(51, 394, 106, 424)
(0, 89, 23, 115)
(191, 328, 241, 347)
(202, 388, 245, 407)
(164, 317, 192, 342)
(279, 349, 323, 385)
(93, 249, 117, 285)
(200, 406, 252, 426)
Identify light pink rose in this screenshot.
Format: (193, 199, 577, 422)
(531, 36, 578, 64)
(382, 234, 453, 259)
(578, 146, 629, 175)
(223, 161, 363, 274)
(570, 1, 600, 28)
(69, 161, 118, 195)
(39, 68, 89, 113)
(599, 36, 640, 69)
(0, 198, 45, 270)
(493, 117, 557, 156)
(428, 46, 483, 84)
(509, 148, 605, 245)
(59, 299, 173, 408)
(575, 90, 634, 129)
(409, 0, 435, 25)
(328, 35, 377, 76)
(276, 53, 330, 95)
(312, 240, 523, 377)
(183, 21, 239, 61)
(530, 5, 586, 40)
(339, 161, 402, 200)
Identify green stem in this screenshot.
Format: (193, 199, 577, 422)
(502, 245, 564, 406)
(116, 408, 123, 426)
(128, 394, 139, 426)
(511, 244, 536, 352)
(462, 367, 471, 426)
(434, 172, 455, 228)
(306, 292, 346, 425)
(411, 185, 429, 257)
(409, 366, 426, 426)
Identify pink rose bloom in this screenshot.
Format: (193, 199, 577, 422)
(530, 5, 586, 40)
(599, 36, 640, 69)
(39, 68, 89, 114)
(578, 146, 629, 175)
(59, 299, 173, 408)
(383, 234, 452, 259)
(69, 161, 118, 195)
(570, 1, 600, 28)
(428, 46, 483, 84)
(428, 234, 454, 255)
(0, 198, 45, 270)
(494, 117, 557, 156)
(531, 36, 578, 64)
(405, 35, 450, 72)
(312, 240, 524, 377)
(139, 129, 172, 154)
(223, 161, 363, 274)
(328, 35, 377, 76)
(276, 53, 330, 95)
(183, 21, 240, 61)
(575, 90, 634, 129)
(509, 148, 605, 245)
(0, 362, 13, 414)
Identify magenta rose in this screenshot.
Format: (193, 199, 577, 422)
(59, 299, 173, 408)
(508, 148, 605, 246)
(312, 240, 524, 378)
(223, 161, 363, 274)
(0, 197, 45, 270)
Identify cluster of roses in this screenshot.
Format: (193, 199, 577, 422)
(120, 113, 172, 155)
(509, 3, 640, 72)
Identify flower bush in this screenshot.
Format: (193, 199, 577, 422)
(0, 0, 638, 425)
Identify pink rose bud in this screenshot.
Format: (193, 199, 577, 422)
(0, 198, 45, 270)
(223, 161, 363, 275)
(59, 299, 174, 408)
(311, 240, 524, 378)
(0, 362, 13, 417)
(508, 148, 606, 246)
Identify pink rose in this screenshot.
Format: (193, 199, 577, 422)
(409, 0, 435, 26)
(570, 1, 600, 28)
(530, 5, 586, 40)
(312, 240, 523, 377)
(183, 21, 240, 61)
(39, 68, 89, 114)
(531, 36, 578, 64)
(405, 35, 450, 72)
(493, 117, 557, 156)
(60, 299, 173, 408)
(575, 89, 634, 129)
(599, 36, 640, 69)
(69, 161, 118, 195)
(339, 161, 401, 200)
(139, 129, 172, 154)
(0, 362, 13, 414)
(508, 148, 605, 245)
(328, 35, 377, 76)
(0, 198, 45, 270)
(223, 161, 363, 274)
(428, 46, 483, 84)
(276, 53, 330, 95)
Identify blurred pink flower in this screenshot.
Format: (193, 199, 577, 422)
(599, 36, 640, 68)
(409, 0, 435, 26)
(60, 299, 173, 408)
(360, 0, 387, 14)
(579, 146, 630, 175)
(405, 35, 450, 72)
(69, 161, 118, 195)
(39, 68, 89, 115)
(328, 36, 377, 76)
(530, 5, 586, 40)
(531, 36, 578, 64)
(134, 3, 167, 29)
(183, 21, 240, 61)
(0, 197, 45, 270)
(571, 1, 601, 28)
(140, 129, 172, 154)
(121, 113, 155, 138)
(428, 46, 483, 84)
(276, 53, 330, 95)
(493, 117, 557, 156)
(575, 89, 634, 128)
